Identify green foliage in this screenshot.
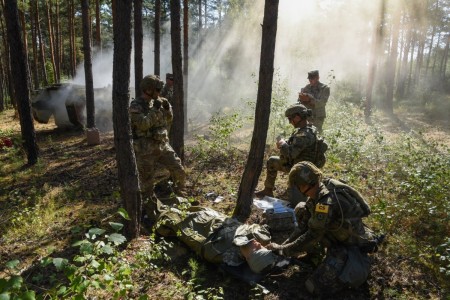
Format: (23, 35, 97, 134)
(0, 260, 36, 300)
(190, 109, 243, 162)
(183, 258, 224, 300)
(325, 98, 450, 286)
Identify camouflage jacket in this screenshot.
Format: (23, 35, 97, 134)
(129, 96, 172, 141)
(280, 179, 371, 252)
(301, 82, 330, 118)
(279, 125, 318, 166)
(161, 85, 174, 105)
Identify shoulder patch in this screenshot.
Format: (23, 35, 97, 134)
(315, 203, 329, 214)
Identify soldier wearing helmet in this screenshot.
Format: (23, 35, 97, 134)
(267, 161, 378, 296)
(130, 74, 186, 222)
(255, 104, 325, 205)
(298, 70, 330, 133)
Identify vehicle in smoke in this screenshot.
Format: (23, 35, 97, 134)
(31, 83, 114, 131)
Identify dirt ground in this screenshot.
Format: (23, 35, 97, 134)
(1, 108, 449, 299)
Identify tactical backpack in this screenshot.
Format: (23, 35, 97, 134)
(314, 136, 328, 168)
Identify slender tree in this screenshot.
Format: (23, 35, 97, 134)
(234, 0, 279, 219)
(112, 0, 141, 238)
(385, 1, 401, 114)
(183, 0, 188, 132)
(170, 0, 185, 160)
(134, 0, 143, 97)
(95, 0, 101, 51)
(154, 0, 161, 76)
(4, 0, 39, 165)
(44, 0, 57, 83)
(81, 0, 96, 137)
(30, 0, 39, 89)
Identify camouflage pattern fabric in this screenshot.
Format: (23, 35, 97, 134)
(300, 82, 330, 132)
(279, 180, 372, 294)
(263, 125, 318, 190)
(129, 96, 185, 219)
(161, 85, 175, 143)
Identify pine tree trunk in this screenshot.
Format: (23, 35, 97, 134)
(95, 0, 101, 51)
(234, 0, 279, 219)
(81, 0, 95, 130)
(183, 0, 188, 133)
(154, 0, 161, 76)
(0, 6, 17, 109)
(4, 0, 39, 165)
(385, 3, 401, 114)
(54, 0, 60, 82)
(30, 0, 39, 89)
(170, 0, 185, 160)
(134, 0, 143, 97)
(112, 0, 141, 239)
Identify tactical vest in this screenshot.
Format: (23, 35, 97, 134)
(289, 126, 318, 165)
(131, 98, 168, 141)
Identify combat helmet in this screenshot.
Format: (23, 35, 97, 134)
(140, 75, 164, 93)
(284, 104, 311, 118)
(289, 161, 322, 187)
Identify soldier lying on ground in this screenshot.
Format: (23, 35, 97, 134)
(154, 203, 289, 277)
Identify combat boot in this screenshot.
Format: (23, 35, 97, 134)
(254, 187, 274, 199)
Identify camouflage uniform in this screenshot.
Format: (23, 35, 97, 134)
(263, 125, 319, 205)
(300, 81, 330, 132)
(156, 206, 275, 270)
(276, 177, 373, 295)
(130, 95, 185, 219)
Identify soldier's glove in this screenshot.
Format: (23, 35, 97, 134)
(299, 93, 310, 103)
(162, 98, 170, 110)
(153, 98, 162, 109)
(266, 242, 283, 251)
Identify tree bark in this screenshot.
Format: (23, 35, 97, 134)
(95, 0, 102, 51)
(154, 0, 161, 76)
(54, 0, 61, 82)
(112, 0, 141, 239)
(170, 0, 185, 160)
(134, 0, 143, 97)
(18, 1, 31, 92)
(81, 0, 95, 129)
(4, 0, 39, 165)
(234, 0, 279, 219)
(30, 0, 39, 89)
(183, 0, 188, 132)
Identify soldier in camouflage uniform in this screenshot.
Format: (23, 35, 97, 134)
(267, 162, 375, 296)
(255, 104, 324, 204)
(298, 70, 330, 133)
(161, 73, 174, 139)
(129, 75, 186, 221)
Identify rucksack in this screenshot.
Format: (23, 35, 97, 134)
(315, 136, 328, 168)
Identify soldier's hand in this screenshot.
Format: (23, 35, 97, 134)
(266, 243, 282, 250)
(153, 98, 162, 109)
(276, 139, 286, 149)
(299, 93, 310, 103)
(162, 99, 170, 110)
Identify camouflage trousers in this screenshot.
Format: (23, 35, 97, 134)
(264, 156, 307, 206)
(134, 140, 186, 220)
(305, 245, 370, 295)
(310, 116, 325, 133)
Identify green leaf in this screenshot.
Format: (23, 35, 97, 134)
(0, 293, 10, 300)
(90, 260, 100, 269)
(10, 276, 23, 289)
(52, 258, 68, 271)
(5, 260, 19, 270)
(108, 233, 127, 245)
(88, 228, 106, 237)
(57, 286, 67, 295)
(72, 240, 89, 247)
(117, 208, 131, 220)
(109, 222, 124, 232)
(19, 291, 35, 300)
(102, 244, 114, 255)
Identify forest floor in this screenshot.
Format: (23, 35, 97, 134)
(0, 104, 449, 299)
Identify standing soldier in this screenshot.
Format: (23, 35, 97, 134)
(161, 73, 174, 142)
(130, 74, 186, 221)
(255, 104, 327, 206)
(298, 70, 330, 133)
